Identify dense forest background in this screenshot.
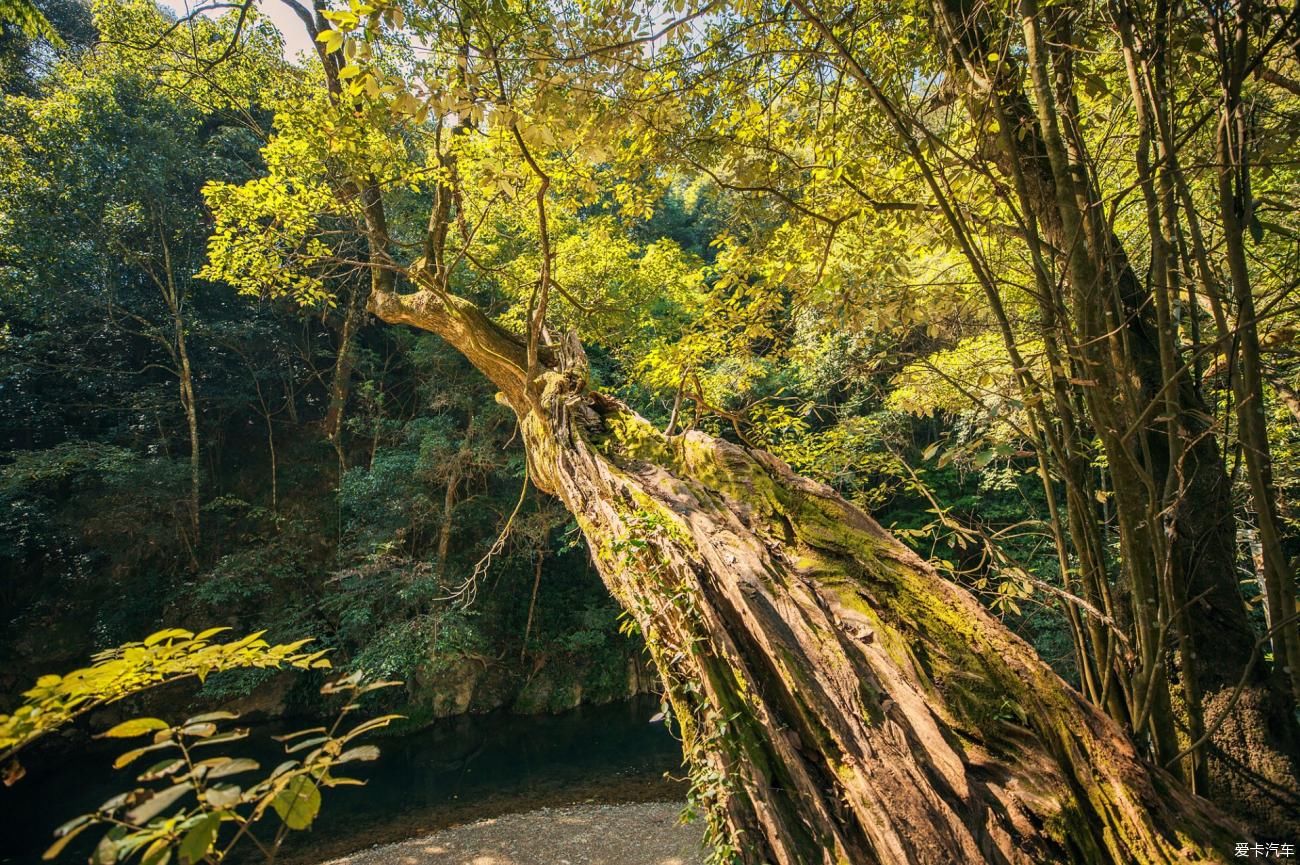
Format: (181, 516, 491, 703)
(3, 0, 1300, 858)
(0, 0, 648, 719)
(0, 0, 1078, 719)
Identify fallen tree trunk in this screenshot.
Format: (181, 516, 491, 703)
(370, 284, 1240, 864)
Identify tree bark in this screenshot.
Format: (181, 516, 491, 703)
(432, 407, 479, 576)
(154, 231, 201, 558)
(1211, 0, 1300, 708)
(323, 280, 369, 471)
(174, 304, 201, 551)
(916, 0, 1300, 832)
(370, 282, 1241, 864)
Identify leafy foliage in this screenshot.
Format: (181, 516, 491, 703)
(0, 0, 61, 45)
(5, 0, 1300, 847)
(0, 629, 329, 764)
(43, 674, 398, 865)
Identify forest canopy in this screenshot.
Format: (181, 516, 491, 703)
(2, 0, 1300, 862)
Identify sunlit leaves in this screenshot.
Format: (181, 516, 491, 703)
(176, 815, 219, 865)
(89, 0, 288, 113)
(0, 0, 63, 44)
(0, 629, 330, 763)
(887, 333, 1044, 437)
(317, 28, 344, 54)
(43, 676, 400, 864)
(270, 776, 321, 829)
(103, 718, 171, 739)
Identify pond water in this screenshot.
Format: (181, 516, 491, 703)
(0, 696, 688, 864)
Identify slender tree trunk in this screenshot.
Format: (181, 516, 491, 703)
(177, 366, 201, 568)
(435, 408, 474, 578)
(157, 235, 201, 556)
(369, 283, 1241, 865)
(913, 0, 1300, 831)
(1211, 0, 1300, 707)
(323, 280, 369, 471)
(436, 463, 461, 578)
(266, 412, 277, 514)
(176, 321, 201, 548)
(521, 550, 542, 662)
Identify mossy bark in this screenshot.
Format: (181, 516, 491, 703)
(370, 287, 1241, 864)
(920, 0, 1300, 834)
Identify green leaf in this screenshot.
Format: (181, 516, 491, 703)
(2, 630, 316, 760)
(317, 29, 344, 53)
(102, 719, 170, 739)
(188, 729, 249, 748)
(271, 777, 321, 830)
(340, 714, 403, 742)
(96, 792, 132, 813)
(272, 727, 326, 743)
(203, 785, 241, 809)
(321, 775, 366, 787)
(336, 745, 379, 764)
(140, 838, 171, 865)
(268, 760, 298, 780)
(53, 814, 94, 837)
(138, 758, 186, 781)
(113, 742, 172, 769)
(124, 783, 190, 824)
(182, 711, 238, 726)
(144, 629, 193, 647)
(42, 817, 95, 860)
(0, 0, 64, 45)
(91, 830, 121, 865)
(205, 758, 259, 779)
(178, 814, 219, 865)
(284, 736, 328, 754)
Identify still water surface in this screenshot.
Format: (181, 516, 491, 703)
(0, 696, 686, 864)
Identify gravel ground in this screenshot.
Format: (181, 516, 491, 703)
(319, 801, 707, 865)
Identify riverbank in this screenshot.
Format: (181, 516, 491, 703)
(320, 802, 706, 865)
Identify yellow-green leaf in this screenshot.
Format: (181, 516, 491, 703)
(42, 817, 94, 860)
(102, 718, 170, 739)
(124, 783, 191, 823)
(271, 776, 320, 830)
(178, 814, 219, 865)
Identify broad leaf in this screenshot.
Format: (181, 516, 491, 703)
(271, 777, 320, 830)
(177, 814, 220, 865)
(123, 783, 190, 824)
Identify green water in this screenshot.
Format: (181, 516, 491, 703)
(0, 696, 686, 864)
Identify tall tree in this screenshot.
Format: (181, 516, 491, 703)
(193, 0, 1293, 859)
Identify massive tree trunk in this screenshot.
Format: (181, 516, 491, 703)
(369, 283, 1240, 865)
